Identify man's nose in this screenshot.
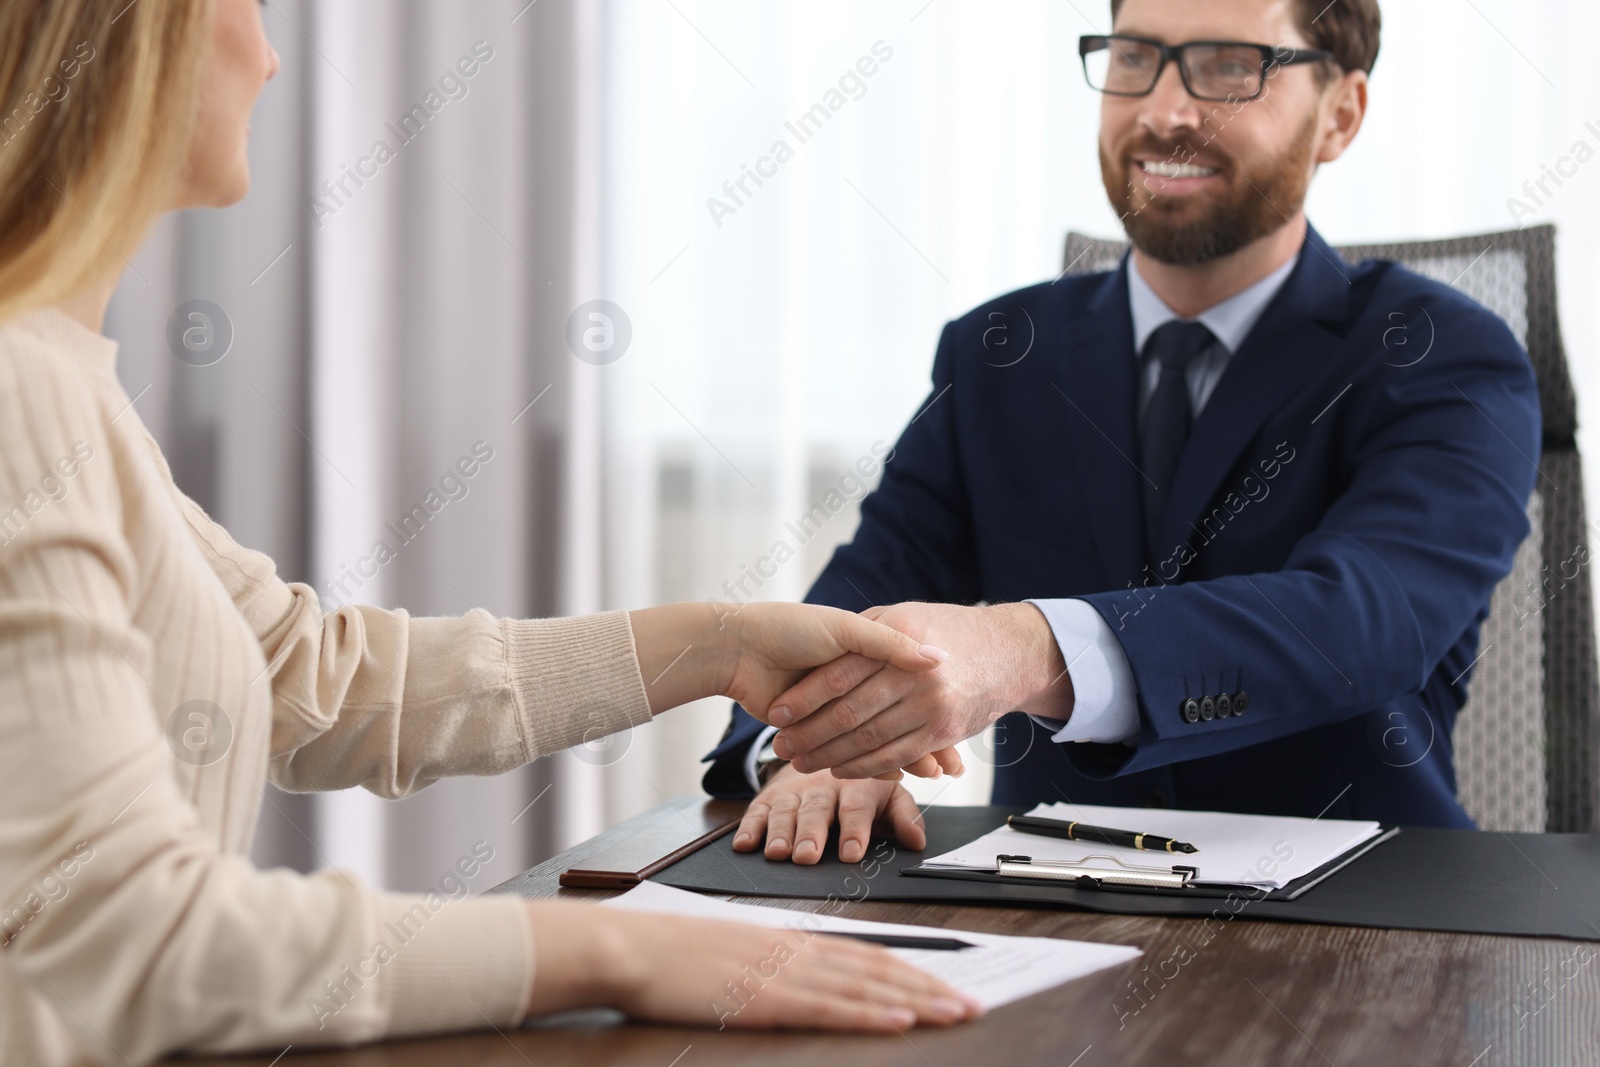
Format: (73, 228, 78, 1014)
(1136, 56, 1204, 139)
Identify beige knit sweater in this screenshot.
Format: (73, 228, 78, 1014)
(0, 307, 655, 1066)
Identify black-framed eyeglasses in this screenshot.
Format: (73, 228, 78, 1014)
(1079, 34, 1336, 102)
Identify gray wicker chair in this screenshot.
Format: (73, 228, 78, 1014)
(1061, 224, 1599, 833)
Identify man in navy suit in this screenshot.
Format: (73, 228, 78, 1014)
(705, 0, 1540, 866)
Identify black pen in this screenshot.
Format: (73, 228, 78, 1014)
(827, 932, 975, 951)
(1007, 814, 1199, 854)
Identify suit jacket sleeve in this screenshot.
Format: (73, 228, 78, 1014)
(701, 322, 985, 795)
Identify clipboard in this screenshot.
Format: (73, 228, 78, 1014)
(902, 825, 1402, 901)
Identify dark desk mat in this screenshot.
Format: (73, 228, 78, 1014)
(653, 805, 1600, 941)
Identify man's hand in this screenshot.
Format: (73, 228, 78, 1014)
(732, 764, 928, 864)
(766, 602, 1073, 779)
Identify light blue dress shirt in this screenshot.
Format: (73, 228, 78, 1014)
(745, 253, 1301, 787)
(1026, 252, 1298, 746)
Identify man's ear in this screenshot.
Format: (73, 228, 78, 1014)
(1316, 70, 1368, 165)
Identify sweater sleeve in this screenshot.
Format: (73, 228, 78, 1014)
(168, 482, 654, 796)
(0, 351, 571, 1062)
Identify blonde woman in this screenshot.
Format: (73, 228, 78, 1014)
(0, 1, 982, 1063)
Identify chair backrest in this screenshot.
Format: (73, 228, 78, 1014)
(1061, 225, 1600, 832)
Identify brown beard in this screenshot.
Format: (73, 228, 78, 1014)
(1100, 111, 1317, 266)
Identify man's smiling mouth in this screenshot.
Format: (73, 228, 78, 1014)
(1137, 160, 1220, 179)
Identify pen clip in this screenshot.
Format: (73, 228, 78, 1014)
(994, 853, 1196, 890)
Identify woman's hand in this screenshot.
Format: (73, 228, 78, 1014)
(768, 601, 1071, 780)
(881, 745, 966, 780)
(627, 600, 958, 777)
(627, 601, 947, 721)
(525, 901, 984, 1031)
(716, 601, 949, 721)
(720, 602, 964, 779)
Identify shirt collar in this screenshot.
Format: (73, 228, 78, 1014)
(1126, 250, 1299, 355)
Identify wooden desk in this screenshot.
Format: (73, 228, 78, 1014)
(182, 798, 1599, 1067)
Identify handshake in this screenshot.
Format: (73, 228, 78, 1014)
(722, 600, 1076, 863)
(742, 600, 1076, 779)
(638, 597, 1075, 864)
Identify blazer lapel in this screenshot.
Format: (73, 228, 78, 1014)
(1057, 263, 1147, 590)
(1156, 226, 1354, 560)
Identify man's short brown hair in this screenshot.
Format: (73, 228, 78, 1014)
(1109, 0, 1382, 76)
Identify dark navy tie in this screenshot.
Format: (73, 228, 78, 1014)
(1140, 320, 1218, 563)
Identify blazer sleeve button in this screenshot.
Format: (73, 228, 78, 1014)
(1232, 691, 1249, 716)
(1216, 693, 1233, 717)
(1199, 696, 1216, 721)
(1181, 698, 1201, 723)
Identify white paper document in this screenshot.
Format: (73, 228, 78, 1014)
(603, 879, 1141, 1010)
(919, 802, 1384, 890)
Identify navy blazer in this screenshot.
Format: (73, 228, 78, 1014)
(703, 226, 1541, 828)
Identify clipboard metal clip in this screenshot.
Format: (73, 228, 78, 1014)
(995, 853, 1198, 890)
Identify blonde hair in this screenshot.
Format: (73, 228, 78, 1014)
(0, 0, 212, 323)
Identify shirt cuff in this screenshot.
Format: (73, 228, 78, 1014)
(1024, 599, 1140, 745)
(745, 724, 780, 792)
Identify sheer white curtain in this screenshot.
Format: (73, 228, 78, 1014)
(597, 0, 1098, 810)
(112, 0, 614, 891)
(301, 0, 616, 886)
(595, 0, 1600, 813)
